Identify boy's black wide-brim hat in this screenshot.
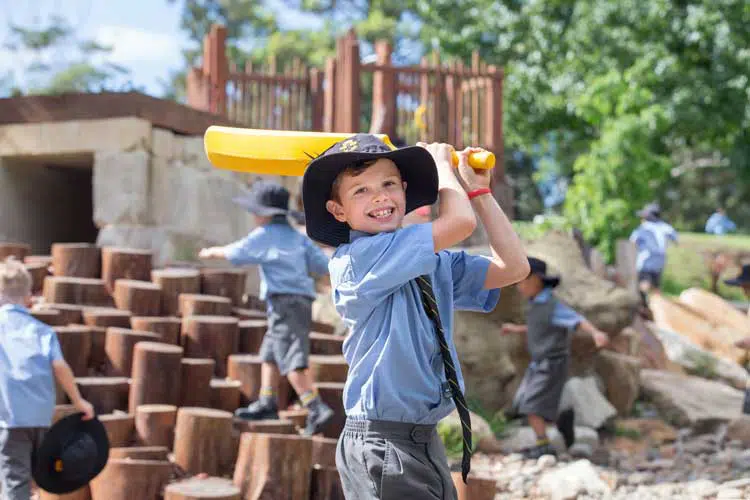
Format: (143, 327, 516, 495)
(233, 180, 305, 222)
(528, 257, 561, 288)
(33, 413, 109, 494)
(302, 134, 438, 247)
(725, 264, 750, 287)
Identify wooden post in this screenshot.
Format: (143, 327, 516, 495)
(0, 242, 30, 260)
(43, 277, 112, 307)
(311, 320, 335, 334)
(312, 436, 338, 467)
(89, 458, 172, 500)
(484, 65, 504, 174)
(323, 57, 336, 132)
(173, 407, 235, 476)
(152, 268, 201, 316)
(200, 268, 247, 306)
(53, 325, 92, 376)
(309, 355, 348, 383)
(452, 473, 497, 500)
(335, 29, 360, 133)
(371, 41, 396, 137)
(39, 485, 91, 500)
(227, 354, 262, 406)
(53, 404, 79, 424)
(104, 327, 161, 377)
(83, 308, 131, 329)
(101, 247, 153, 292)
(109, 446, 169, 461)
(181, 316, 239, 377)
(99, 413, 136, 447)
(33, 303, 84, 325)
(30, 309, 65, 326)
(88, 326, 108, 374)
(210, 378, 242, 412)
(309, 332, 345, 356)
(114, 279, 162, 316)
(279, 409, 309, 431)
(179, 293, 233, 317)
(234, 419, 296, 435)
(75, 377, 129, 414)
(314, 382, 346, 438)
(131, 316, 181, 345)
(165, 477, 241, 500)
(232, 308, 266, 321)
(135, 404, 178, 449)
(180, 358, 215, 407)
(204, 24, 229, 116)
(129, 342, 183, 412)
(310, 466, 345, 500)
(51, 243, 100, 278)
(25, 262, 48, 294)
(310, 68, 324, 131)
(238, 320, 266, 354)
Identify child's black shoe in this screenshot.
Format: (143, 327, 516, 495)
(303, 400, 334, 436)
(521, 439, 557, 460)
(556, 408, 576, 449)
(234, 396, 279, 421)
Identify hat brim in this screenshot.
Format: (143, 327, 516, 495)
(33, 413, 109, 494)
(724, 278, 750, 287)
(542, 276, 561, 288)
(232, 195, 290, 217)
(302, 145, 438, 247)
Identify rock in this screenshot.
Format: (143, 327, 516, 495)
(537, 454, 556, 469)
(731, 450, 750, 470)
(627, 472, 654, 486)
(719, 478, 750, 490)
(93, 150, 151, 226)
(639, 370, 743, 430)
(685, 479, 718, 497)
(679, 288, 750, 354)
(538, 459, 612, 500)
(716, 488, 744, 499)
(630, 316, 671, 370)
(593, 350, 641, 416)
(726, 416, 750, 446)
(615, 418, 678, 444)
(559, 375, 617, 429)
(439, 409, 503, 454)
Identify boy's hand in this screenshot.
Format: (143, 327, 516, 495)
(199, 247, 224, 259)
(74, 398, 95, 420)
(500, 323, 520, 335)
(456, 147, 491, 192)
(593, 331, 610, 349)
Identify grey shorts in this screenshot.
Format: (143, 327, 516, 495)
(0, 427, 47, 500)
(259, 294, 313, 376)
(335, 418, 458, 500)
(510, 356, 569, 422)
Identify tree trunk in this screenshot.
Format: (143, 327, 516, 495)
(232, 308, 266, 321)
(151, 268, 201, 316)
(89, 458, 172, 500)
(87, 326, 108, 375)
(179, 358, 215, 407)
(30, 309, 66, 326)
(279, 409, 308, 432)
(314, 382, 345, 438)
(311, 320, 335, 334)
(43, 277, 113, 307)
(173, 407, 234, 476)
(33, 303, 84, 325)
(135, 404, 178, 449)
(452, 473, 497, 500)
(75, 377, 130, 414)
(227, 354, 262, 406)
(53, 325, 92, 376)
(200, 268, 247, 306)
(309, 355, 349, 383)
(165, 477, 241, 500)
(233, 433, 313, 500)
(0, 242, 30, 260)
(101, 247, 153, 292)
(309, 333, 345, 356)
(104, 327, 162, 377)
(109, 446, 169, 461)
(310, 466, 345, 500)
(114, 279, 162, 316)
(179, 294, 233, 317)
(311, 436, 338, 467)
(129, 341, 183, 412)
(234, 419, 296, 435)
(131, 316, 181, 345)
(237, 320, 266, 354)
(181, 316, 239, 377)
(99, 413, 135, 447)
(51, 243, 100, 278)
(38, 485, 91, 500)
(25, 262, 48, 294)
(210, 379, 242, 413)
(83, 308, 132, 328)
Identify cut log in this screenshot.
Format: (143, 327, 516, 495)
(314, 382, 345, 438)
(26, 262, 48, 293)
(173, 407, 234, 476)
(101, 247, 153, 292)
(309, 332, 345, 356)
(279, 409, 309, 431)
(243, 295, 266, 312)
(200, 268, 247, 306)
(309, 355, 349, 383)
(30, 309, 66, 326)
(114, 279, 162, 316)
(83, 307, 132, 328)
(39, 485, 91, 500)
(179, 358, 215, 407)
(109, 446, 169, 461)
(88, 326, 108, 374)
(53, 325, 92, 377)
(452, 473, 497, 500)
(211, 378, 242, 413)
(0, 242, 30, 260)
(43, 277, 112, 307)
(99, 412, 135, 447)
(234, 418, 296, 435)
(76, 377, 130, 414)
(181, 316, 239, 377)
(89, 458, 172, 500)
(33, 303, 84, 325)
(233, 433, 313, 500)
(179, 294, 232, 317)
(237, 320, 266, 354)
(51, 243, 100, 278)
(311, 436, 338, 468)
(53, 404, 79, 424)
(151, 268, 201, 316)
(311, 320, 335, 334)
(226, 354, 262, 406)
(25, 254, 52, 266)
(135, 404, 178, 449)
(129, 341, 183, 412)
(131, 316, 181, 345)
(164, 477, 241, 500)
(310, 466, 345, 500)
(232, 308, 266, 321)
(104, 327, 162, 377)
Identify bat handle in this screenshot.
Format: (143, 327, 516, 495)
(451, 149, 495, 170)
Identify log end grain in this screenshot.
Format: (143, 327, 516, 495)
(109, 446, 170, 461)
(99, 412, 136, 447)
(152, 268, 201, 279)
(233, 308, 266, 320)
(164, 476, 240, 499)
(83, 307, 132, 327)
(29, 309, 65, 326)
(134, 341, 183, 355)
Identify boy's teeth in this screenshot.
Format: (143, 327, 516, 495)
(372, 208, 392, 218)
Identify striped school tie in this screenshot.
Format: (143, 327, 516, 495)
(415, 274, 473, 483)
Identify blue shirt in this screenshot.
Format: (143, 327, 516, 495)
(329, 223, 501, 424)
(0, 304, 64, 428)
(531, 288, 583, 330)
(629, 220, 678, 273)
(224, 218, 329, 300)
(705, 212, 737, 235)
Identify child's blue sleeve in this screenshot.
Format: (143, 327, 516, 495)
(551, 302, 584, 331)
(48, 329, 64, 362)
(224, 232, 266, 266)
(305, 239, 330, 276)
(449, 251, 501, 312)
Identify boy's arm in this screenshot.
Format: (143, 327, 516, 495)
(199, 232, 265, 265)
(577, 319, 610, 349)
(52, 360, 95, 420)
(305, 239, 330, 276)
(500, 323, 527, 335)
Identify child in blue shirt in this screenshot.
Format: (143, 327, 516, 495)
(199, 181, 334, 435)
(301, 135, 529, 499)
(0, 257, 94, 500)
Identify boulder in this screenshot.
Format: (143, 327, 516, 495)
(593, 351, 641, 416)
(726, 416, 750, 447)
(559, 375, 617, 429)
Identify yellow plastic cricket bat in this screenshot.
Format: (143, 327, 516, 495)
(203, 126, 495, 176)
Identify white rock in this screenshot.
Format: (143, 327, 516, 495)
(559, 375, 617, 429)
(537, 454, 557, 469)
(716, 488, 743, 499)
(685, 479, 718, 497)
(93, 150, 151, 226)
(719, 478, 750, 490)
(538, 459, 612, 500)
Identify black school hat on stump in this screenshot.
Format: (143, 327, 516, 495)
(302, 134, 438, 247)
(33, 413, 109, 494)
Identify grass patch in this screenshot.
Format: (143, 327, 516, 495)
(613, 425, 642, 440)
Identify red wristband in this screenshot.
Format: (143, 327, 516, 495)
(467, 187, 491, 200)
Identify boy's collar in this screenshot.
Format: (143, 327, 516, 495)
(529, 287, 553, 304)
(0, 303, 29, 313)
(349, 229, 374, 242)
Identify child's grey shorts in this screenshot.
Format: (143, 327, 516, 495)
(259, 294, 313, 375)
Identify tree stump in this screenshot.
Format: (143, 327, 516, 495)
(226, 354, 262, 406)
(87, 326, 108, 374)
(179, 358, 215, 407)
(151, 268, 201, 315)
(310, 466, 345, 500)
(131, 316, 181, 345)
(173, 407, 234, 476)
(314, 382, 345, 438)
(25, 262, 48, 294)
(104, 327, 161, 377)
(83, 307, 132, 328)
(30, 309, 66, 326)
(114, 279, 162, 316)
(179, 294, 233, 317)
(51, 243, 100, 278)
(53, 404, 79, 424)
(311, 320, 335, 334)
(43, 277, 112, 307)
(232, 308, 266, 321)
(309, 333, 345, 356)
(25, 254, 52, 266)
(200, 268, 247, 306)
(109, 446, 169, 461)
(452, 473, 497, 500)
(89, 458, 172, 500)
(311, 436, 338, 467)
(38, 485, 91, 500)
(234, 419, 296, 435)
(0, 242, 30, 260)
(309, 355, 349, 383)
(99, 413, 135, 447)
(181, 316, 239, 377)
(53, 325, 92, 377)
(135, 404, 178, 449)
(129, 341, 183, 412)
(34, 303, 85, 325)
(164, 477, 241, 500)
(237, 320, 266, 354)
(101, 247, 153, 292)
(75, 377, 130, 414)
(233, 433, 313, 500)
(279, 409, 309, 431)
(210, 379, 242, 412)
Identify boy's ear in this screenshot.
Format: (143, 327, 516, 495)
(326, 200, 347, 223)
